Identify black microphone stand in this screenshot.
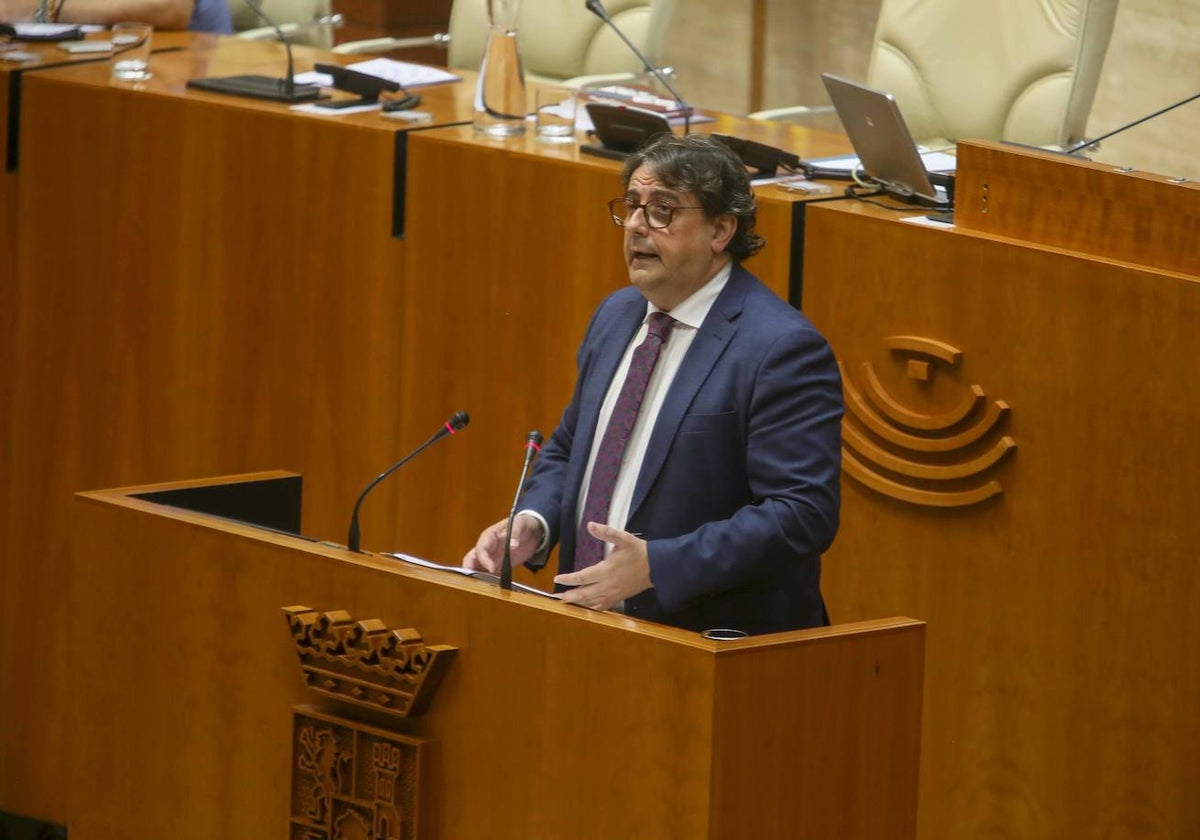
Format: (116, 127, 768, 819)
(1065, 90, 1200, 155)
(500, 431, 543, 590)
(584, 0, 691, 136)
(249, 0, 297, 100)
(346, 412, 470, 554)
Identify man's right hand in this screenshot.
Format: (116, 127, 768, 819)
(463, 513, 543, 573)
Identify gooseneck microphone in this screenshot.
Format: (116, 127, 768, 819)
(1065, 90, 1200, 155)
(583, 0, 692, 135)
(248, 0, 298, 99)
(346, 411, 470, 554)
(499, 430, 543, 591)
(185, 0, 325, 103)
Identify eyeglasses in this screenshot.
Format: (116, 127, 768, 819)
(607, 197, 706, 230)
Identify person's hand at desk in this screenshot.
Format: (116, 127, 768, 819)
(463, 512, 544, 574)
(555, 523, 653, 612)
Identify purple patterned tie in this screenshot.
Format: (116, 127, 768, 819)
(575, 311, 675, 570)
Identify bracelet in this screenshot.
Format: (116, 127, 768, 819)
(33, 0, 50, 23)
(46, 0, 62, 22)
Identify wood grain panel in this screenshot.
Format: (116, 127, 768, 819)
(1, 47, 432, 820)
(954, 139, 1200, 276)
(802, 198, 1200, 839)
(710, 625, 924, 838)
(67, 474, 924, 840)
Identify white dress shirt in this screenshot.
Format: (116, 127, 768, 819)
(575, 263, 732, 555)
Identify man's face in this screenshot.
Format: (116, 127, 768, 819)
(622, 164, 735, 311)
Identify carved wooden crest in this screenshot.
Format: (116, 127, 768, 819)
(841, 335, 1016, 507)
(283, 606, 457, 717)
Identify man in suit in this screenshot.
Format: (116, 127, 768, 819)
(464, 134, 843, 635)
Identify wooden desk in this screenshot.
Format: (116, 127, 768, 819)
(800, 148, 1200, 838)
(68, 471, 924, 840)
(1, 35, 161, 456)
(0, 37, 212, 824)
(1, 37, 473, 823)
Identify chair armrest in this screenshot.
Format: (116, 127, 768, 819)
(561, 71, 643, 89)
(331, 34, 449, 55)
(748, 105, 835, 121)
(236, 22, 303, 40)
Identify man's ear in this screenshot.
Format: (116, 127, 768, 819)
(711, 213, 737, 254)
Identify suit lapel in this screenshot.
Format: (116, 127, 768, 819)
(629, 269, 750, 519)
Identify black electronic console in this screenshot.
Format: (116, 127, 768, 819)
(711, 133, 802, 177)
(187, 74, 325, 103)
(314, 62, 412, 109)
(580, 103, 671, 161)
(186, 0, 324, 103)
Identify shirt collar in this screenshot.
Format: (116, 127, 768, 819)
(645, 261, 732, 330)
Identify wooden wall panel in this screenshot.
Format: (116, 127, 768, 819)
(1, 62, 408, 820)
(801, 200, 1200, 839)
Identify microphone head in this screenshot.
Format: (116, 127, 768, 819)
(448, 411, 470, 431)
(526, 430, 543, 446)
(584, 0, 606, 18)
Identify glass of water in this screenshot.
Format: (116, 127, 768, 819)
(111, 22, 153, 81)
(535, 86, 577, 143)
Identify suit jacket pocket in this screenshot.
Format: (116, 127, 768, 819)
(676, 409, 741, 438)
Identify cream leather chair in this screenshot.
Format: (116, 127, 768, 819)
(333, 0, 675, 88)
(752, 0, 1118, 150)
(231, 0, 337, 48)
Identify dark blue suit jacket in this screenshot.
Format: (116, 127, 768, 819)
(521, 263, 843, 635)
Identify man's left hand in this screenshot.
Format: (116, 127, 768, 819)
(554, 522, 653, 611)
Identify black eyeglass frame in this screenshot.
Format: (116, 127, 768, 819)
(607, 197, 707, 230)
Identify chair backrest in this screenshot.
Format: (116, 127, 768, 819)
(444, 0, 674, 85)
(229, 0, 333, 47)
(866, 0, 1118, 148)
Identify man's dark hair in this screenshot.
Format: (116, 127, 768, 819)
(621, 133, 765, 260)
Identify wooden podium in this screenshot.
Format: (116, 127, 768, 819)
(70, 472, 924, 840)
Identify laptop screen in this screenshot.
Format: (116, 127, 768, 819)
(821, 72, 951, 206)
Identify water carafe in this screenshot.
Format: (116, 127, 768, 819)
(474, 0, 527, 136)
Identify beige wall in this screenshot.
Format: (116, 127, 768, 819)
(661, 0, 1200, 180)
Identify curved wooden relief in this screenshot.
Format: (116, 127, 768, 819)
(844, 450, 1005, 507)
(283, 606, 457, 718)
(290, 704, 434, 840)
(861, 364, 984, 430)
(842, 366, 1010, 452)
(840, 337, 1016, 508)
(843, 423, 1016, 480)
(883, 335, 962, 364)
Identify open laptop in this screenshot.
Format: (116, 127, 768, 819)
(821, 72, 953, 207)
